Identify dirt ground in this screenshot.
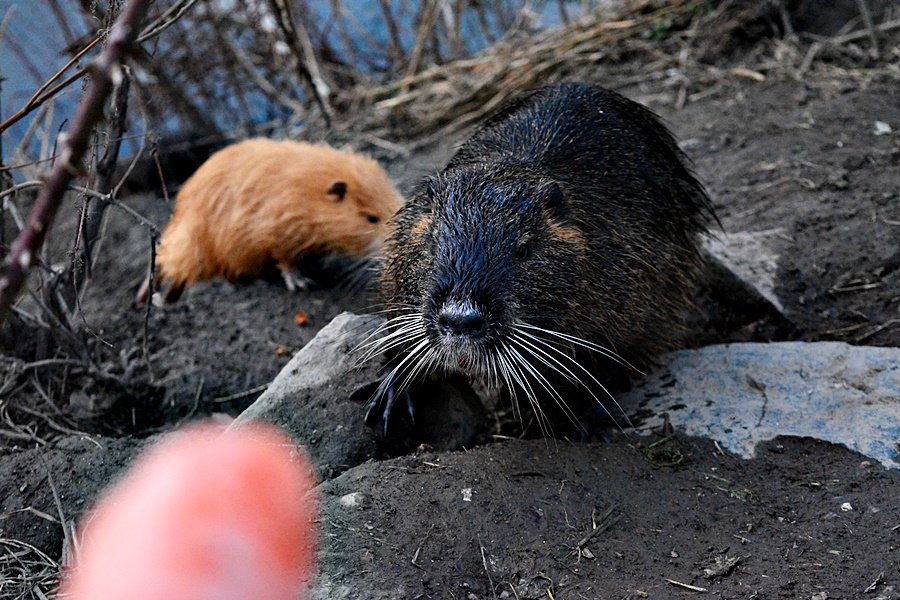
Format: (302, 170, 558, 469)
(318, 435, 899, 599)
(2, 19, 899, 600)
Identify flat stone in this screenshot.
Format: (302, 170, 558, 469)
(231, 312, 484, 478)
(624, 341, 900, 468)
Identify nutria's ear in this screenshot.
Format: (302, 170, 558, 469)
(539, 179, 569, 218)
(326, 181, 348, 202)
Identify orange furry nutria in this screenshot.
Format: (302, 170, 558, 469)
(142, 138, 403, 303)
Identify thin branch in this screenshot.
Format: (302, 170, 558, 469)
(266, 0, 334, 123)
(406, 0, 443, 78)
(136, 0, 201, 43)
(0, 0, 151, 325)
(54, 73, 132, 315)
(830, 16, 900, 46)
(855, 0, 879, 59)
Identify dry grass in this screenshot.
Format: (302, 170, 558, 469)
(342, 0, 709, 141)
(0, 538, 60, 600)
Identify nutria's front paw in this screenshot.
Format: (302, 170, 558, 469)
(278, 264, 314, 292)
(350, 378, 416, 438)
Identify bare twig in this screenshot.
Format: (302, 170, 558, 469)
(0, 0, 151, 325)
(406, 0, 443, 78)
(665, 578, 708, 593)
(266, 0, 334, 123)
(574, 506, 621, 549)
(136, 0, 201, 43)
(379, 0, 405, 70)
(830, 17, 900, 46)
(855, 0, 880, 59)
(210, 383, 270, 403)
(54, 73, 132, 317)
(0, 180, 158, 234)
(141, 234, 157, 380)
(478, 538, 499, 600)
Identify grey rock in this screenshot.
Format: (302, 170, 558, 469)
(625, 341, 900, 468)
(231, 312, 383, 479)
(232, 312, 485, 479)
(702, 228, 788, 313)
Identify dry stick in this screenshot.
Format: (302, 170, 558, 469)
(136, 0, 201, 43)
(225, 37, 306, 115)
(427, 5, 445, 66)
(329, 0, 361, 72)
(0, 7, 13, 251)
(61, 75, 131, 313)
(11, 105, 51, 170)
(830, 17, 900, 46)
(46, 0, 79, 46)
(38, 102, 58, 175)
(210, 383, 270, 404)
(478, 538, 499, 600)
(359, 1, 680, 110)
(141, 235, 156, 380)
(132, 52, 219, 136)
(406, 0, 443, 78)
(443, 0, 464, 59)
(0, 0, 150, 326)
(557, 0, 571, 26)
(266, 0, 334, 124)
(855, 0, 880, 59)
(575, 507, 620, 549)
(293, 8, 334, 122)
(796, 19, 900, 79)
(665, 578, 708, 593)
(379, 0, 405, 71)
(208, 20, 256, 136)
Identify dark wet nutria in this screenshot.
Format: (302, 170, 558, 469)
(362, 82, 714, 436)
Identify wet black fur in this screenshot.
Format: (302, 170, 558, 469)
(381, 82, 714, 425)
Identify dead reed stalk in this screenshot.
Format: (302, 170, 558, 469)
(0, 0, 150, 325)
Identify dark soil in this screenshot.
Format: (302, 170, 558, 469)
(319, 435, 899, 599)
(660, 77, 900, 349)
(2, 22, 899, 599)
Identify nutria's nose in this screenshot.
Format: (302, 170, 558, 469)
(437, 303, 486, 338)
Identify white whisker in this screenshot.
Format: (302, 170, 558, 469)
(515, 326, 633, 431)
(495, 344, 523, 423)
(517, 323, 643, 375)
(502, 344, 550, 438)
(507, 343, 580, 428)
(376, 336, 432, 400)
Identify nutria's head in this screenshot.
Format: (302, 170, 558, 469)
(379, 165, 597, 383)
(310, 149, 404, 259)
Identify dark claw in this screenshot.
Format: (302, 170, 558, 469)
(353, 377, 416, 438)
(351, 380, 382, 423)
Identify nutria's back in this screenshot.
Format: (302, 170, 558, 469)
(374, 83, 713, 425)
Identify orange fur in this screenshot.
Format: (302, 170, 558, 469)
(154, 138, 403, 293)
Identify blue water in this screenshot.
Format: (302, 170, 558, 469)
(0, 0, 585, 164)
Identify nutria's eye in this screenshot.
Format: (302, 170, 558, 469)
(515, 241, 531, 261)
(365, 214, 380, 224)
